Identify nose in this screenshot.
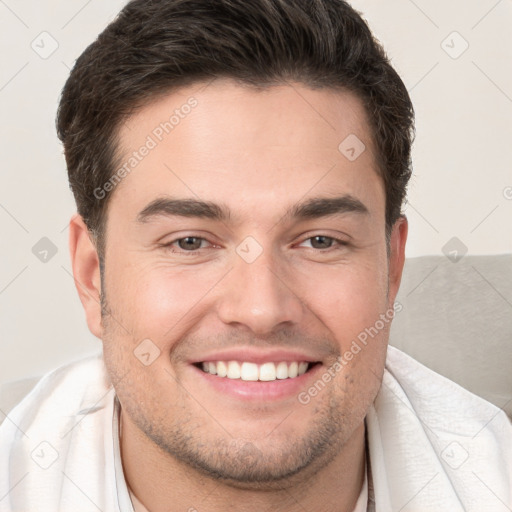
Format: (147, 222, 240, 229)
(216, 246, 305, 336)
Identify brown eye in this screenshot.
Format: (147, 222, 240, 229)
(308, 236, 335, 249)
(177, 237, 204, 250)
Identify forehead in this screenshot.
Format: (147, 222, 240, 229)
(110, 79, 383, 221)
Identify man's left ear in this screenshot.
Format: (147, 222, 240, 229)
(387, 215, 408, 305)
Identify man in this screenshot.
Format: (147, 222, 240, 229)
(0, 0, 510, 510)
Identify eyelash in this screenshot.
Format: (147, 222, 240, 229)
(161, 235, 349, 255)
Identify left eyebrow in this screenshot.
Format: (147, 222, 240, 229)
(286, 195, 370, 221)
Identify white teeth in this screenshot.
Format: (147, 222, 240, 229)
(276, 362, 288, 379)
(200, 360, 311, 381)
(298, 362, 308, 376)
(288, 362, 298, 378)
(216, 361, 228, 377)
(259, 362, 276, 381)
(227, 361, 241, 379)
(240, 362, 259, 381)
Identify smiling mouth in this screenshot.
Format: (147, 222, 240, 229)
(194, 360, 320, 382)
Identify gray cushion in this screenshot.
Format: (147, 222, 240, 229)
(390, 254, 512, 418)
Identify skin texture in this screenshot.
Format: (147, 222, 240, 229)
(69, 78, 407, 512)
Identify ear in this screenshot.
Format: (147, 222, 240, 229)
(387, 215, 408, 306)
(68, 213, 103, 339)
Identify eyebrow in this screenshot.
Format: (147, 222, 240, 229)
(136, 195, 369, 224)
(137, 197, 229, 223)
(287, 195, 369, 220)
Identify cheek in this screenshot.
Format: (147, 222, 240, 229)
(294, 256, 390, 395)
(296, 259, 389, 343)
(107, 260, 223, 341)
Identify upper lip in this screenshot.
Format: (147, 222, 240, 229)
(190, 348, 323, 365)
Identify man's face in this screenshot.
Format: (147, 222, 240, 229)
(97, 79, 406, 484)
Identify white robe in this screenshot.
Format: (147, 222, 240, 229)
(0, 346, 510, 512)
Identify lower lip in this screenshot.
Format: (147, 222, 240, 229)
(191, 363, 323, 402)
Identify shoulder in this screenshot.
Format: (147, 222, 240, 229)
(382, 345, 512, 436)
(0, 353, 121, 510)
(367, 346, 512, 509)
(0, 353, 110, 435)
(384, 345, 511, 428)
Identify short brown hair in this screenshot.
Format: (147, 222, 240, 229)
(57, 0, 414, 256)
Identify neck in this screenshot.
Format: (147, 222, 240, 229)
(119, 408, 367, 512)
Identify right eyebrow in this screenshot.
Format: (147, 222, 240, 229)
(136, 197, 230, 223)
